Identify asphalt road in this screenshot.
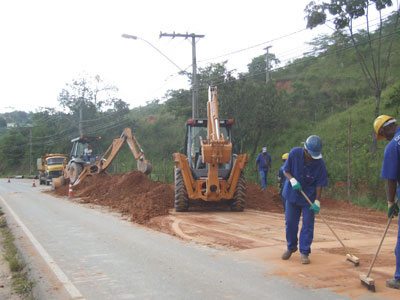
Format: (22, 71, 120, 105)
(0, 179, 354, 300)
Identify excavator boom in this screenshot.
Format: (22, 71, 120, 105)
(100, 128, 152, 175)
(201, 86, 233, 198)
(53, 128, 152, 188)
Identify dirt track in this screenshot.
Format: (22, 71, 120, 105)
(50, 172, 400, 299)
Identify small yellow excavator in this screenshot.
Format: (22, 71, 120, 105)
(173, 86, 249, 211)
(53, 128, 152, 188)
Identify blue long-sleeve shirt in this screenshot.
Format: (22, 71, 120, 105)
(381, 127, 400, 200)
(256, 152, 271, 172)
(282, 147, 328, 206)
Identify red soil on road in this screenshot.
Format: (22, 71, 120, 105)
(47, 171, 399, 299)
(50, 171, 383, 227)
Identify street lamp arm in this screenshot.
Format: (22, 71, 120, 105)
(121, 34, 137, 40)
(121, 33, 183, 72)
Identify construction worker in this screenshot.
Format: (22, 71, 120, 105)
(374, 115, 400, 289)
(281, 135, 328, 264)
(84, 144, 93, 162)
(255, 147, 272, 190)
(278, 153, 289, 211)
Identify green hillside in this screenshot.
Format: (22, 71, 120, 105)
(267, 83, 400, 209)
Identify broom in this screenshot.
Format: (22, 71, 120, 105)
(300, 190, 360, 266)
(360, 206, 395, 292)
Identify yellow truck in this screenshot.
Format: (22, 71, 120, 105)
(37, 154, 68, 185)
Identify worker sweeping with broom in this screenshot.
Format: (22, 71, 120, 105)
(373, 115, 400, 289)
(281, 135, 328, 264)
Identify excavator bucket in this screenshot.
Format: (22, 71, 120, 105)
(137, 161, 152, 175)
(52, 176, 65, 189)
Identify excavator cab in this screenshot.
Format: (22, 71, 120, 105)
(69, 136, 102, 165)
(68, 136, 102, 184)
(184, 119, 234, 179)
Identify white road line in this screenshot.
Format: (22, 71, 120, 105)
(0, 195, 85, 300)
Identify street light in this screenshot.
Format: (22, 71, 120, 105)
(121, 34, 183, 72)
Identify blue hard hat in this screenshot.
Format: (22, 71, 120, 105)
(304, 135, 322, 159)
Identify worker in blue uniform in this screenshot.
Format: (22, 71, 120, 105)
(281, 135, 328, 264)
(255, 147, 272, 190)
(374, 115, 400, 289)
(278, 153, 289, 211)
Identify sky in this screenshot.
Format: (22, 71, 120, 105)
(0, 0, 394, 114)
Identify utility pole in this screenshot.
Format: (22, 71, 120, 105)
(264, 46, 272, 83)
(29, 127, 32, 175)
(347, 118, 352, 200)
(79, 85, 86, 136)
(159, 32, 205, 119)
(79, 105, 83, 136)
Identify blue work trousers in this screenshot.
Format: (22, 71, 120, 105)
(285, 200, 315, 255)
(281, 195, 286, 212)
(395, 215, 400, 279)
(259, 170, 268, 190)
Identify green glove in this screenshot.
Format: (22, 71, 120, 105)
(388, 202, 399, 218)
(290, 178, 302, 191)
(309, 200, 320, 215)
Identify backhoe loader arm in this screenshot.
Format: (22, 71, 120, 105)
(207, 86, 227, 143)
(100, 128, 152, 175)
(202, 86, 232, 164)
(201, 86, 232, 199)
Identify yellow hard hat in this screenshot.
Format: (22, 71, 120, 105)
(373, 115, 394, 140)
(282, 153, 289, 160)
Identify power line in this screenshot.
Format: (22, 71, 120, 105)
(160, 32, 205, 119)
(197, 2, 393, 65)
(196, 28, 400, 91)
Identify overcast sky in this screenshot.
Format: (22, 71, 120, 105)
(0, 0, 395, 113)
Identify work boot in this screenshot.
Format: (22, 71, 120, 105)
(301, 254, 310, 264)
(386, 279, 400, 289)
(282, 248, 297, 260)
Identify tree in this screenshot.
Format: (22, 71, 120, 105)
(247, 53, 280, 83)
(164, 89, 192, 119)
(305, 0, 399, 150)
(0, 129, 27, 172)
(0, 117, 6, 127)
(196, 62, 237, 118)
(58, 74, 129, 136)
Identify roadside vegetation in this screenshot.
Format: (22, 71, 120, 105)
(0, 208, 35, 299)
(0, 4, 399, 209)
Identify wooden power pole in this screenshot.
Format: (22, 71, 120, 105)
(159, 32, 205, 119)
(347, 118, 352, 200)
(264, 46, 272, 83)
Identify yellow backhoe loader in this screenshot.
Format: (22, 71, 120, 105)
(173, 86, 249, 211)
(53, 128, 152, 188)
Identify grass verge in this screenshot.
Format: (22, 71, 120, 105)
(0, 208, 36, 299)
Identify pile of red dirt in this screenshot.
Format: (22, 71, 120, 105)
(51, 172, 355, 223)
(245, 182, 283, 213)
(56, 172, 175, 224)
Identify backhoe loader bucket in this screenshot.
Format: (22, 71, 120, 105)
(52, 176, 65, 189)
(138, 161, 152, 175)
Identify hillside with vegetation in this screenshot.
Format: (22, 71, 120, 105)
(1, 8, 399, 209)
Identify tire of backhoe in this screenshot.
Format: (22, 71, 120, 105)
(69, 162, 82, 184)
(174, 168, 189, 212)
(230, 172, 246, 212)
